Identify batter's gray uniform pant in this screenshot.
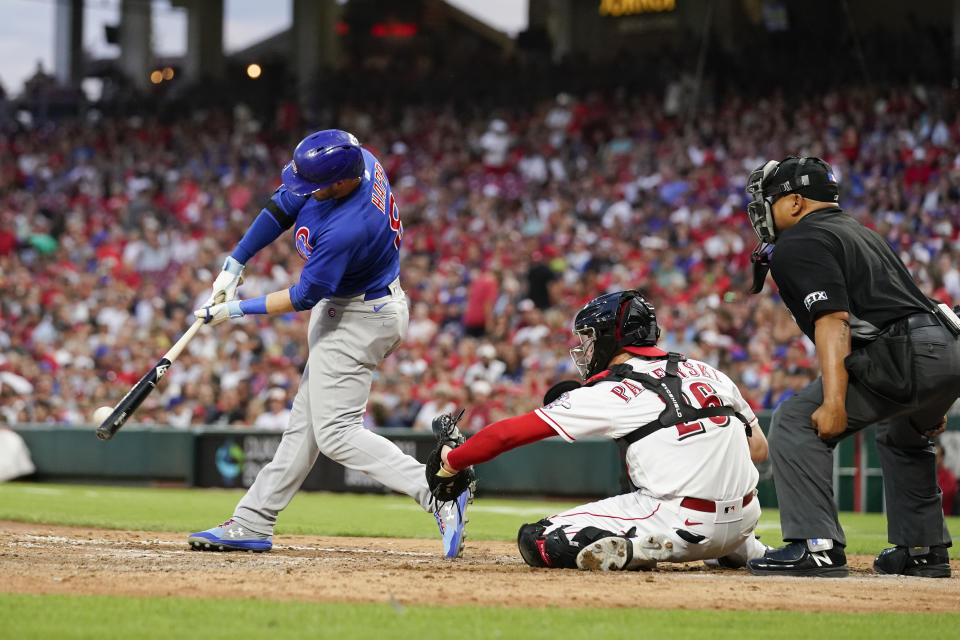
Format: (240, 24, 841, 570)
(233, 279, 434, 534)
(770, 322, 960, 547)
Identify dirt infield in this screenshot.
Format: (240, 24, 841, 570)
(1, 521, 957, 612)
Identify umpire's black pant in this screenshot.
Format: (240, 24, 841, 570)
(769, 322, 960, 548)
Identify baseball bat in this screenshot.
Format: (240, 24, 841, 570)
(95, 317, 205, 441)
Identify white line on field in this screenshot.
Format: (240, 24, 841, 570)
(4, 533, 435, 558)
(14, 487, 64, 495)
(9, 541, 191, 556)
(280, 544, 433, 557)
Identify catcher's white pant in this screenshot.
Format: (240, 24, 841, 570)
(233, 279, 435, 535)
(545, 489, 763, 564)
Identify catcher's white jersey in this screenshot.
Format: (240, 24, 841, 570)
(535, 356, 759, 501)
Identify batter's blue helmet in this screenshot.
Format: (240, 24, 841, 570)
(281, 129, 365, 196)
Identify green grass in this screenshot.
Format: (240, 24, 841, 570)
(1, 482, 959, 556)
(1, 594, 957, 640)
(0, 482, 576, 541)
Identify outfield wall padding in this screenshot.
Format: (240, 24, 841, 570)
(11, 415, 960, 512)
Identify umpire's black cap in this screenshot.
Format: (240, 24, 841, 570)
(764, 156, 839, 203)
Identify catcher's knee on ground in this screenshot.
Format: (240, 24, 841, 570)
(517, 520, 616, 569)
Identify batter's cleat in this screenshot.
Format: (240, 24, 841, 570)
(746, 542, 848, 577)
(576, 536, 657, 571)
(873, 545, 951, 578)
(435, 484, 473, 559)
(187, 519, 273, 552)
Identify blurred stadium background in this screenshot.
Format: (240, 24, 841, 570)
(1, 0, 960, 513)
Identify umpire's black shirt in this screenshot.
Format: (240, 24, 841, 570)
(769, 207, 932, 346)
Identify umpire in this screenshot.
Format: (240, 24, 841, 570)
(742, 156, 960, 578)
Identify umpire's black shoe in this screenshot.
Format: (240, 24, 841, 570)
(746, 542, 849, 577)
(874, 545, 951, 578)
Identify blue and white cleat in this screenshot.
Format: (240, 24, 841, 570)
(187, 519, 273, 552)
(434, 484, 473, 559)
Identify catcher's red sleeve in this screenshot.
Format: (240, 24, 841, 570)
(446, 412, 555, 470)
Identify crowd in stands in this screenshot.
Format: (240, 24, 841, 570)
(2, 70, 960, 433)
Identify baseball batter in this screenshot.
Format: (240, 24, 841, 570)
(436, 290, 769, 570)
(187, 130, 471, 558)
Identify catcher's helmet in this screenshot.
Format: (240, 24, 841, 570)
(570, 290, 665, 380)
(281, 129, 365, 196)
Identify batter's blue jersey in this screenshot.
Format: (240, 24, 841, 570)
(234, 148, 402, 311)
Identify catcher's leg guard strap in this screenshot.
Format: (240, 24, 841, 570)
(517, 521, 615, 569)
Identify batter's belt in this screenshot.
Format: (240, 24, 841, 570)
(363, 286, 392, 300)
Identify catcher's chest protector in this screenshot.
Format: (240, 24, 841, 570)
(587, 352, 750, 492)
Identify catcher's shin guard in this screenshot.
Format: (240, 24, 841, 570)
(517, 521, 615, 569)
(517, 520, 555, 567)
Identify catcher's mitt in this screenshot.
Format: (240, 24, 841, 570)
(425, 409, 475, 503)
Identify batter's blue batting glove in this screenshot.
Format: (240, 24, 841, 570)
(203, 256, 245, 307)
(194, 300, 245, 326)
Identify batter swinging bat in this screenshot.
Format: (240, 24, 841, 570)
(95, 317, 205, 441)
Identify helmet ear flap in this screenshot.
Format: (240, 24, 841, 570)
(617, 291, 659, 349)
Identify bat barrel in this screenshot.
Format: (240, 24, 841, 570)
(94, 358, 168, 441)
(95, 424, 118, 441)
(95, 317, 204, 441)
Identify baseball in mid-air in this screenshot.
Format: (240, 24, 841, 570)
(93, 406, 114, 424)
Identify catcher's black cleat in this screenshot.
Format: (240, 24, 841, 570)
(874, 545, 951, 578)
(746, 542, 849, 577)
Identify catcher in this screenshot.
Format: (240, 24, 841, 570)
(426, 290, 769, 570)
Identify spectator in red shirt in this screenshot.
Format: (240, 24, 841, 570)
(463, 267, 499, 338)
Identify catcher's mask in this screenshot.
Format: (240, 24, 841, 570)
(745, 156, 839, 293)
(570, 290, 665, 380)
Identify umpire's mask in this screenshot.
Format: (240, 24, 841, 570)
(745, 159, 781, 246)
(744, 156, 839, 293)
(745, 160, 780, 294)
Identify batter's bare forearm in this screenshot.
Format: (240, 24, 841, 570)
(265, 289, 296, 315)
(814, 311, 851, 406)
